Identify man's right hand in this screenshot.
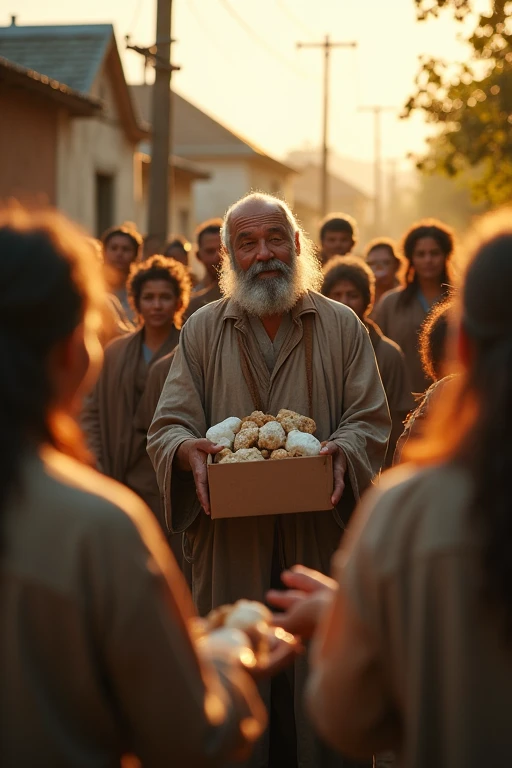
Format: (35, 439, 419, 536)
(175, 438, 225, 515)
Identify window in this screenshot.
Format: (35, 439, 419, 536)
(95, 173, 114, 237)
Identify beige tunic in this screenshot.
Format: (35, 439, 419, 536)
(308, 463, 512, 768)
(148, 291, 389, 768)
(374, 288, 435, 395)
(0, 448, 266, 767)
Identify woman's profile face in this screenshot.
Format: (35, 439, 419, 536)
(411, 237, 446, 282)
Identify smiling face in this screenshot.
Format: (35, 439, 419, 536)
(137, 278, 179, 331)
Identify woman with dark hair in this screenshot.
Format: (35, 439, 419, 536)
(374, 220, 454, 394)
(83, 255, 190, 525)
(269, 208, 512, 767)
(0, 207, 268, 766)
(101, 222, 143, 323)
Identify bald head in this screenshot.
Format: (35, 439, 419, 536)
(219, 192, 323, 316)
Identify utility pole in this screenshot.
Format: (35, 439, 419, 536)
(148, 0, 179, 251)
(358, 105, 395, 233)
(297, 36, 357, 217)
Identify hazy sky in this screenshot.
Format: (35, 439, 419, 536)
(6, 0, 487, 170)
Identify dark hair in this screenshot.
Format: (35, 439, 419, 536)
(164, 235, 191, 256)
(365, 237, 403, 271)
(101, 222, 143, 254)
(0, 206, 101, 517)
(398, 219, 454, 307)
(406, 210, 512, 637)
(195, 218, 222, 247)
(127, 254, 191, 328)
(418, 298, 453, 381)
(321, 255, 375, 315)
(319, 213, 358, 244)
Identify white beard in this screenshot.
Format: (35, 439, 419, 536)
(228, 256, 303, 316)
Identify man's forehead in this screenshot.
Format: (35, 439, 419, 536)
(229, 200, 289, 234)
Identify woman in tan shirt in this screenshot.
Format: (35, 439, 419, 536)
(270, 209, 512, 768)
(0, 207, 271, 767)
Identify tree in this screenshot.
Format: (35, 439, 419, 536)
(404, 0, 512, 205)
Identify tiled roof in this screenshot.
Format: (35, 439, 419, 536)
(0, 23, 112, 93)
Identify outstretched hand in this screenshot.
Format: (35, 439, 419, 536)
(267, 565, 337, 641)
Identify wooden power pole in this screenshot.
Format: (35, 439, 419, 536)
(297, 36, 357, 217)
(147, 0, 179, 251)
(358, 105, 395, 234)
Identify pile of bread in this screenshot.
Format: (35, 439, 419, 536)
(194, 599, 294, 667)
(206, 409, 321, 463)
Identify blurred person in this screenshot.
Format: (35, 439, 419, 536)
(319, 212, 358, 264)
(185, 218, 223, 318)
(148, 191, 390, 768)
(101, 222, 143, 324)
(82, 256, 190, 526)
(364, 238, 404, 308)
(0, 206, 270, 767)
(142, 233, 161, 261)
(164, 234, 192, 268)
(270, 208, 512, 768)
(393, 298, 456, 464)
(87, 237, 134, 346)
(322, 256, 413, 467)
(374, 219, 454, 394)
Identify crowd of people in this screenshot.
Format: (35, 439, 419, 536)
(1, 194, 511, 768)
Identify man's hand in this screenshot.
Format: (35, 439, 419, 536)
(319, 441, 347, 506)
(175, 438, 225, 515)
(267, 565, 337, 641)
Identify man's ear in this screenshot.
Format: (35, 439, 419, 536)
(294, 230, 301, 255)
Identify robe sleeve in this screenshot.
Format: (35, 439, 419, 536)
(147, 321, 207, 533)
(306, 485, 401, 759)
(80, 385, 103, 472)
(87, 495, 266, 766)
(329, 315, 390, 508)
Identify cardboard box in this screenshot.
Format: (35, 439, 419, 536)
(208, 454, 333, 519)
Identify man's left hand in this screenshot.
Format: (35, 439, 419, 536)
(319, 441, 347, 506)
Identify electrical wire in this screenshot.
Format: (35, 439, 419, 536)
(275, 0, 312, 38)
(217, 0, 315, 80)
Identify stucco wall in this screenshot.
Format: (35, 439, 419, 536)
(0, 83, 60, 204)
(191, 160, 251, 222)
(56, 67, 136, 236)
(248, 161, 294, 206)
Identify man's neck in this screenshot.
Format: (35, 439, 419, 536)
(260, 314, 284, 341)
(144, 323, 173, 353)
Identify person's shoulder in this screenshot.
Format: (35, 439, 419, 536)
(41, 447, 150, 534)
(378, 331, 405, 360)
(183, 297, 230, 332)
(377, 286, 403, 309)
(103, 328, 140, 358)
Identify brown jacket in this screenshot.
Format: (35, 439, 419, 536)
(82, 327, 179, 515)
(367, 320, 414, 467)
(1, 448, 266, 767)
(374, 288, 433, 395)
(308, 463, 512, 768)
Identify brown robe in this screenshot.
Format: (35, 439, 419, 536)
(82, 326, 179, 516)
(184, 281, 222, 321)
(374, 287, 438, 395)
(367, 319, 414, 468)
(1, 447, 266, 767)
(307, 462, 512, 768)
(147, 291, 390, 768)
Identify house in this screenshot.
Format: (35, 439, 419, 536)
(287, 151, 373, 247)
(131, 84, 296, 224)
(0, 54, 101, 207)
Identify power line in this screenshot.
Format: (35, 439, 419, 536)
(275, 0, 312, 38)
(127, 0, 145, 38)
(218, 0, 314, 81)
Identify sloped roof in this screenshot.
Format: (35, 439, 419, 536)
(0, 55, 101, 116)
(131, 84, 295, 174)
(0, 22, 147, 141)
(0, 23, 112, 93)
(293, 162, 372, 209)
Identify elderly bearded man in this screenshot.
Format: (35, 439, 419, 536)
(148, 192, 390, 768)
